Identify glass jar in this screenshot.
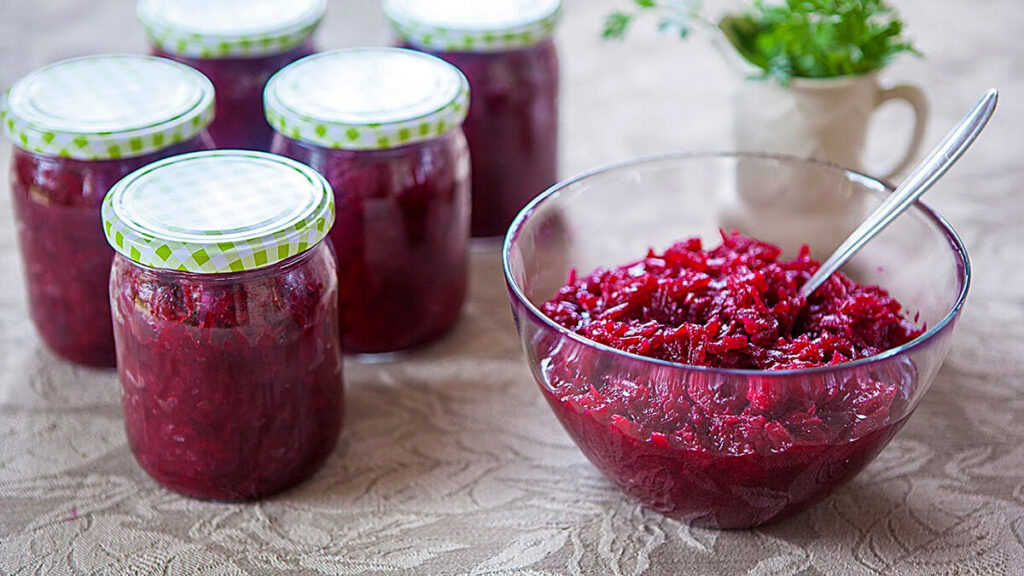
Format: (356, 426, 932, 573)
(0, 55, 215, 367)
(104, 151, 342, 500)
(137, 0, 326, 151)
(266, 48, 471, 354)
(384, 0, 562, 238)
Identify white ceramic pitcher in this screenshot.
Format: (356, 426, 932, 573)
(719, 54, 929, 256)
(734, 71, 928, 180)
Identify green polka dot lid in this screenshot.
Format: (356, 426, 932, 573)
(137, 0, 326, 59)
(264, 48, 470, 151)
(0, 55, 214, 161)
(103, 151, 334, 274)
(383, 0, 562, 52)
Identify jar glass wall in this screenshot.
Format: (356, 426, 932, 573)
(154, 42, 313, 150)
(0, 54, 216, 367)
(415, 40, 559, 238)
(103, 150, 342, 500)
(385, 0, 562, 238)
(110, 244, 341, 500)
(272, 131, 470, 353)
(265, 48, 471, 354)
(10, 138, 210, 366)
(138, 0, 326, 150)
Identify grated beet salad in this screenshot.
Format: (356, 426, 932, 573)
(10, 140, 208, 367)
(536, 232, 924, 528)
(111, 245, 343, 501)
(273, 131, 470, 354)
(155, 43, 313, 151)
(410, 40, 560, 238)
(542, 232, 922, 370)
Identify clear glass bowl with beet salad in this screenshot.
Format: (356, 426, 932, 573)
(104, 151, 343, 501)
(503, 153, 970, 529)
(137, 0, 326, 150)
(0, 54, 214, 367)
(384, 0, 562, 238)
(266, 48, 471, 355)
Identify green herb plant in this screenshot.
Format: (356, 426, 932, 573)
(603, 0, 921, 85)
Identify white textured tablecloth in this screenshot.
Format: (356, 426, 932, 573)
(2, 1, 1023, 574)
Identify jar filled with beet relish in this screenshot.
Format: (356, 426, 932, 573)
(384, 0, 562, 238)
(266, 48, 471, 354)
(137, 0, 326, 150)
(0, 55, 214, 367)
(104, 151, 342, 501)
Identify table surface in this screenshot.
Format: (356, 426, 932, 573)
(2, 1, 1023, 574)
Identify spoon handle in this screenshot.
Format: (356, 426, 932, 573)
(799, 89, 999, 298)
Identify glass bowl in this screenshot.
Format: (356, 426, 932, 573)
(502, 153, 969, 529)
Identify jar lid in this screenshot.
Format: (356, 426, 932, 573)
(103, 150, 334, 274)
(137, 0, 326, 58)
(264, 48, 469, 151)
(383, 0, 562, 52)
(0, 55, 214, 161)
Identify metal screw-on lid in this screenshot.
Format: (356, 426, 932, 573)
(383, 0, 562, 52)
(265, 48, 469, 151)
(103, 150, 334, 274)
(137, 0, 327, 59)
(0, 55, 214, 161)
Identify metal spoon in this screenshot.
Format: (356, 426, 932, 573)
(799, 88, 999, 298)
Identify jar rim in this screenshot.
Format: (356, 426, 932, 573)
(0, 55, 214, 161)
(264, 48, 469, 151)
(103, 150, 335, 274)
(137, 0, 326, 59)
(383, 0, 562, 52)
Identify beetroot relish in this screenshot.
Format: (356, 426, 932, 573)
(536, 232, 924, 528)
(272, 132, 470, 354)
(155, 42, 313, 151)
(541, 384, 910, 528)
(542, 232, 923, 370)
(111, 244, 343, 500)
(410, 40, 559, 238)
(9, 139, 209, 367)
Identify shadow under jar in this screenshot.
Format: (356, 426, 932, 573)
(267, 48, 471, 355)
(0, 54, 214, 367)
(384, 0, 562, 239)
(104, 151, 343, 501)
(138, 0, 326, 151)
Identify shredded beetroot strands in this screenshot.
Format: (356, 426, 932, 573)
(542, 231, 923, 370)
(111, 246, 343, 501)
(273, 131, 469, 354)
(533, 232, 924, 528)
(155, 43, 313, 151)
(9, 140, 208, 367)
(410, 41, 560, 238)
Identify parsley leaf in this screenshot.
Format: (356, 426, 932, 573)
(602, 0, 703, 41)
(604, 0, 922, 84)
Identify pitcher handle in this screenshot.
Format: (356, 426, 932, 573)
(877, 84, 929, 180)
